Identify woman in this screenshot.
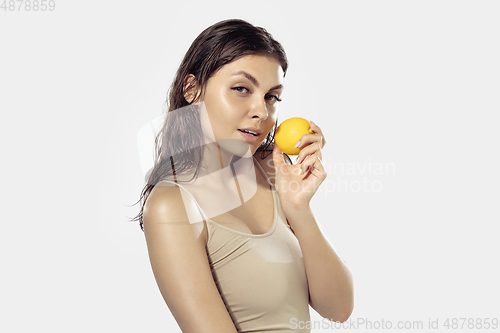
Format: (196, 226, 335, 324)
(132, 19, 353, 332)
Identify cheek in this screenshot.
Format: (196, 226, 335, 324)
(264, 120, 277, 136)
(268, 111, 278, 126)
(215, 88, 242, 115)
(204, 92, 231, 122)
(204, 84, 229, 108)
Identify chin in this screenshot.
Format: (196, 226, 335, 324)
(218, 138, 253, 158)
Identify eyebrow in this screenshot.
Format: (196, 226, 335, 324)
(231, 71, 284, 91)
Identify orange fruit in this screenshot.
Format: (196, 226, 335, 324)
(274, 117, 314, 155)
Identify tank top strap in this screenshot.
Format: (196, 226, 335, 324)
(157, 179, 211, 222)
(158, 156, 272, 224)
(251, 155, 274, 188)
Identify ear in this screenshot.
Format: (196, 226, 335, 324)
(183, 74, 200, 104)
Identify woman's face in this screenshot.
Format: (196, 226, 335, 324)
(199, 54, 284, 155)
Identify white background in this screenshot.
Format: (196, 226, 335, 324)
(1, 1, 499, 332)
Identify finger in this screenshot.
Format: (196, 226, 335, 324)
(311, 155, 326, 174)
(309, 121, 327, 148)
(297, 141, 322, 163)
(295, 141, 322, 165)
(300, 154, 325, 176)
(309, 121, 323, 136)
(295, 133, 322, 150)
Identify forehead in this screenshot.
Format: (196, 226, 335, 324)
(214, 54, 284, 87)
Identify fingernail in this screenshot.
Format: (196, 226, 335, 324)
(298, 168, 303, 175)
(310, 120, 316, 126)
(294, 141, 301, 148)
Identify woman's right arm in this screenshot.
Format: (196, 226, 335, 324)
(143, 185, 238, 333)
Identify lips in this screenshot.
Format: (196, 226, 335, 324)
(238, 127, 262, 136)
(238, 129, 261, 143)
(238, 129, 259, 137)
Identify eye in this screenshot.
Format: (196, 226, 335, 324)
(232, 86, 282, 104)
(265, 94, 282, 103)
(232, 86, 249, 94)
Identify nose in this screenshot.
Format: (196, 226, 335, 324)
(250, 98, 268, 121)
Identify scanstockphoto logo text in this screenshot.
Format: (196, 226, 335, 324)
(266, 157, 396, 195)
(1, 0, 56, 11)
(290, 317, 499, 330)
(290, 317, 423, 330)
(319, 158, 396, 194)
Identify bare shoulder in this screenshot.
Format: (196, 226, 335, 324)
(145, 182, 185, 220)
(144, 182, 208, 246)
(142, 183, 238, 332)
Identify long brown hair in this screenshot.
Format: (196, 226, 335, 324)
(130, 19, 289, 231)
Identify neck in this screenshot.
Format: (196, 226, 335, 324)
(197, 139, 253, 179)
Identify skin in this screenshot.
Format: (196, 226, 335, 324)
(144, 54, 353, 333)
(184, 54, 284, 174)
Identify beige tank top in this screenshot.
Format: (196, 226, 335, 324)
(161, 156, 311, 332)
